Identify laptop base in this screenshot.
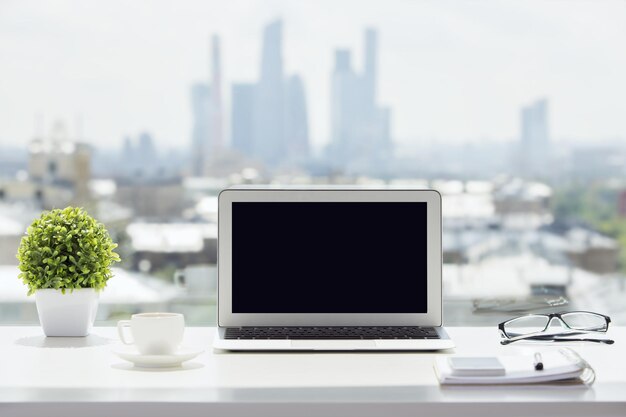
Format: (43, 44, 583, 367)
(213, 327, 455, 351)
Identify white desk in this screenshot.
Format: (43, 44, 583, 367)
(0, 326, 624, 417)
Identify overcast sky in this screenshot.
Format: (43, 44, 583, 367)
(1, 0, 625, 151)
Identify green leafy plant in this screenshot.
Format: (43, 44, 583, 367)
(17, 207, 121, 295)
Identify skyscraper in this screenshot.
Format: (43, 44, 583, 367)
(137, 131, 157, 173)
(331, 49, 361, 162)
(330, 28, 392, 172)
(121, 132, 159, 178)
(252, 20, 286, 165)
(231, 83, 256, 157)
(229, 19, 310, 169)
(284, 75, 310, 161)
(520, 98, 549, 176)
(363, 28, 377, 111)
(210, 34, 224, 153)
(189, 34, 224, 176)
(190, 83, 211, 176)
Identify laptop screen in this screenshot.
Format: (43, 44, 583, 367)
(231, 201, 428, 314)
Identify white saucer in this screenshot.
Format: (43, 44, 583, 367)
(112, 346, 204, 368)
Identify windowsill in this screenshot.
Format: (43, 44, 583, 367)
(0, 326, 623, 416)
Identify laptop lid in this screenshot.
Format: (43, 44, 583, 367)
(218, 188, 442, 327)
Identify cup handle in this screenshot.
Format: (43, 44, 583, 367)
(117, 320, 133, 345)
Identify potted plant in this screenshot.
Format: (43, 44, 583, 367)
(17, 207, 120, 337)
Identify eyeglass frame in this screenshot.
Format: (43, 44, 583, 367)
(498, 311, 611, 344)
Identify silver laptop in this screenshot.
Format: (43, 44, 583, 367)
(213, 188, 454, 351)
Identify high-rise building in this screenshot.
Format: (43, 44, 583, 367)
(228, 20, 310, 169)
(520, 98, 549, 176)
(28, 120, 91, 208)
(284, 75, 310, 161)
(138, 132, 156, 162)
(190, 83, 211, 176)
(331, 49, 361, 162)
(189, 34, 224, 176)
(252, 20, 286, 166)
(210, 34, 224, 153)
(363, 28, 377, 111)
(231, 83, 256, 157)
(119, 132, 162, 178)
(329, 28, 392, 172)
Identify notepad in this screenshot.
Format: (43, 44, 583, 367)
(434, 348, 595, 385)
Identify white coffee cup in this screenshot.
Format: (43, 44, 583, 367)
(117, 312, 185, 355)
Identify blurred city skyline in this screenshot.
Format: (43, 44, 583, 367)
(2, 0, 626, 326)
(1, 0, 626, 151)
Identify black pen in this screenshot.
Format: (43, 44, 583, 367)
(534, 352, 544, 371)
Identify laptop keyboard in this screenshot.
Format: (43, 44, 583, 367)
(224, 326, 441, 340)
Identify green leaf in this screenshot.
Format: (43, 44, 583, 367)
(15, 206, 121, 296)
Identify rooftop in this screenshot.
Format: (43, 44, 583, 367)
(127, 222, 217, 253)
(0, 266, 181, 304)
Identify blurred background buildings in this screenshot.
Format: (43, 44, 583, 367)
(1, 1, 626, 325)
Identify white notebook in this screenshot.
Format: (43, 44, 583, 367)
(434, 348, 595, 385)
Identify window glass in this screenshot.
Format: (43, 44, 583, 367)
(1, 0, 625, 326)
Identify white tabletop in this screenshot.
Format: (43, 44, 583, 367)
(0, 326, 625, 417)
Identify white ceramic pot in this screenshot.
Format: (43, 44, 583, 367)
(35, 288, 99, 337)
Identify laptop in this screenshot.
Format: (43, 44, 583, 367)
(213, 188, 454, 351)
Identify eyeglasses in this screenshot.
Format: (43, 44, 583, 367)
(498, 311, 614, 345)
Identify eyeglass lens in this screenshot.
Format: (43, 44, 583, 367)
(503, 312, 607, 337)
(503, 315, 550, 336)
(560, 312, 607, 331)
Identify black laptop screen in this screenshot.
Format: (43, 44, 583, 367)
(231, 201, 428, 313)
